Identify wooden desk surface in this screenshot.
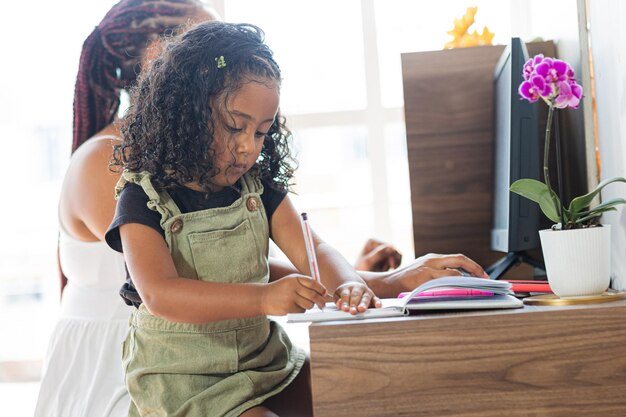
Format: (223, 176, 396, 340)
(308, 300, 626, 417)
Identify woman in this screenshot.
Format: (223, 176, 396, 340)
(35, 2, 218, 416)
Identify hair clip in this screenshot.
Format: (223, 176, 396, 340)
(215, 55, 226, 69)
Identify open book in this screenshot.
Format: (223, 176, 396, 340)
(287, 276, 523, 323)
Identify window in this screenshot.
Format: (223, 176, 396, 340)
(226, 0, 368, 114)
(222, 0, 512, 261)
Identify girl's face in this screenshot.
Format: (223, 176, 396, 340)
(209, 78, 280, 190)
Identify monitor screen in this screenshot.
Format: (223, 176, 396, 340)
(491, 38, 542, 254)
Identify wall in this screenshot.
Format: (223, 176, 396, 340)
(587, 0, 626, 290)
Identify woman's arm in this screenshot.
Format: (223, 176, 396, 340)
(120, 222, 326, 323)
(57, 136, 123, 295)
(359, 253, 489, 298)
(354, 238, 402, 272)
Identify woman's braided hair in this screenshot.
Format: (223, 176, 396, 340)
(72, 0, 207, 153)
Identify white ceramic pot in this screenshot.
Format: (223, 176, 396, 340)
(539, 225, 611, 298)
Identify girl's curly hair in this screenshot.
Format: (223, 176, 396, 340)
(111, 21, 296, 192)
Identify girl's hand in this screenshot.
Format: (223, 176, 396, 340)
(333, 282, 382, 315)
(261, 274, 327, 316)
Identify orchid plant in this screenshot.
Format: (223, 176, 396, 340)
(510, 54, 626, 230)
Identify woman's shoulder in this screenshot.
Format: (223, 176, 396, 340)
(73, 134, 121, 165)
(63, 134, 122, 193)
(59, 131, 124, 241)
(62, 124, 121, 183)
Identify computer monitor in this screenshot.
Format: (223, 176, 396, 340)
(488, 38, 545, 280)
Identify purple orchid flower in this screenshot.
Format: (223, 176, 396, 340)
(519, 74, 552, 102)
(523, 54, 545, 81)
(519, 54, 583, 110)
(554, 80, 582, 109)
(570, 80, 583, 99)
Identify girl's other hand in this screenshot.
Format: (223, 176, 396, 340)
(261, 275, 327, 316)
(333, 282, 382, 315)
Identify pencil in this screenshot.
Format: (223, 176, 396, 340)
(300, 212, 321, 283)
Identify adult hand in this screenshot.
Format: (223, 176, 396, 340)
(370, 253, 489, 298)
(333, 281, 382, 315)
(261, 274, 327, 316)
(354, 238, 402, 272)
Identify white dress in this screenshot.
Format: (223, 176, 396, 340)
(34, 225, 133, 417)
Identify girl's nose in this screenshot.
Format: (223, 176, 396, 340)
(236, 132, 255, 154)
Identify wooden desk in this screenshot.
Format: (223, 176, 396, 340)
(308, 300, 626, 417)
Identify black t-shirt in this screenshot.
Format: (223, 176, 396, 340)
(104, 179, 287, 306)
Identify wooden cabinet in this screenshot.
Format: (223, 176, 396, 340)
(309, 300, 626, 417)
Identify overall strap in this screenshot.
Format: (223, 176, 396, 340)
(114, 170, 182, 228)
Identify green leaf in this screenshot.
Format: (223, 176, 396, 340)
(568, 177, 626, 216)
(510, 179, 561, 223)
(574, 209, 616, 225)
(575, 197, 626, 217)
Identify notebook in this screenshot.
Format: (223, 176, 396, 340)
(287, 276, 523, 323)
(504, 280, 552, 294)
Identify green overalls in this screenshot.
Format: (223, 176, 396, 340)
(116, 171, 304, 417)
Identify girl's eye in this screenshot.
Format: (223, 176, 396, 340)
(255, 131, 269, 139)
(226, 125, 242, 134)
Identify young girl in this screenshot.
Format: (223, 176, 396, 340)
(105, 21, 381, 417)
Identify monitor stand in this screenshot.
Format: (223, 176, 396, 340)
(486, 251, 545, 280)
